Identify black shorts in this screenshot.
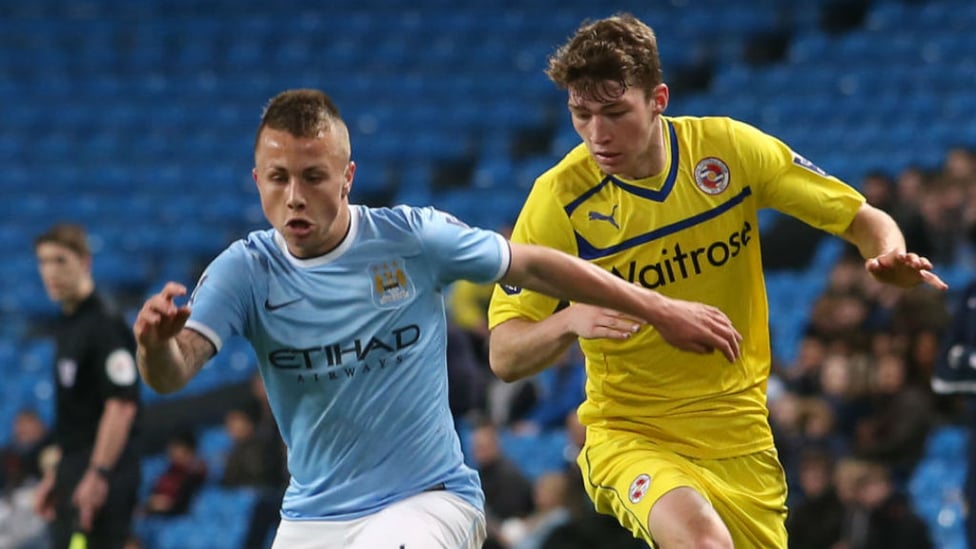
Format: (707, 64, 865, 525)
(50, 452, 141, 549)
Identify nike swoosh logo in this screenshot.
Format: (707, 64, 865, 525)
(264, 297, 303, 311)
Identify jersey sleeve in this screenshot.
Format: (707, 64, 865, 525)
(93, 318, 140, 401)
(487, 178, 578, 328)
(184, 241, 253, 352)
(730, 119, 865, 235)
(409, 206, 511, 287)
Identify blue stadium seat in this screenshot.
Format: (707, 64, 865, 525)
(500, 429, 569, 481)
(197, 425, 232, 481)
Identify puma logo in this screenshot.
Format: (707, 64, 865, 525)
(588, 205, 620, 229)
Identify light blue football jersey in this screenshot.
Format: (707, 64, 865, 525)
(185, 205, 509, 520)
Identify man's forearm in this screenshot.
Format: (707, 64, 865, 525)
(503, 243, 667, 324)
(489, 315, 579, 381)
(136, 338, 191, 394)
(88, 398, 137, 471)
(842, 204, 906, 259)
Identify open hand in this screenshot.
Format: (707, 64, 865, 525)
(652, 298, 743, 363)
(566, 303, 645, 340)
(865, 251, 948, 290)
(133, 282, 192, 349)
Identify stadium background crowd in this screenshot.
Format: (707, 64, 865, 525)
(1, 0, 975, 547)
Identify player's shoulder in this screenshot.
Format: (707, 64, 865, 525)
(201, 228, 279, 276)
(361, 204, 466, 233)
(671, 114, 772, 139)
(228, 228, 278, 261)
(668, 115, 773, 155)
(667, 114, 748, 137)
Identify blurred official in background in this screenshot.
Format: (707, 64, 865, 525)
(33, 224, 142, 549)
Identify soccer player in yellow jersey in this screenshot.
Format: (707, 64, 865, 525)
(487, 13, 947, 549)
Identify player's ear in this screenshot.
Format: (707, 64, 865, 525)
(342, 161, 356, 198)
(650, 83, 669, 115)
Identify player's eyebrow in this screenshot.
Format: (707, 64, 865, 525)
(568, 100, 626, 113)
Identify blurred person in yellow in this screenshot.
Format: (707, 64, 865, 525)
(488, 13, 947, 549)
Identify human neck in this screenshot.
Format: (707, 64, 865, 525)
(61, 280, 95, 314)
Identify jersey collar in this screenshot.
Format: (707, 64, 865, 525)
(606, 119, 679, 202)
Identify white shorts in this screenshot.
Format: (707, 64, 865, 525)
(271, 490, 486, 549)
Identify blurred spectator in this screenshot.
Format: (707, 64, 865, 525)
(487, 376, 539, 429)
(221, 407, 276, 489)
(932, 222, 976, 547)
(537, 465, 648, 549)
(845, 463, 933, 549)
(918, 180, 962, 265)
(860, 171, 897, 213)
(773, 392, 849, 490)
(770, 391, 806, 486)
(239, 375, 288, 549)
(808, 290, 873, 351)
(785, 334, 829, 396)
(513, 346, 585, 434)
(1, 409, 51, 493)
(943, 146, 975, 184)
(890, 167, 934, 260)
(242, 374, 287, 484)
(449, 224, 513, 364)
(0, 483, 48, 549)
(853, 351, 933, 483)
(0, 419, 51, 549)
(142, 431, 206, 516)
(447, 322, 489, 420)
(449, 278, 494, 360)
(818, 351, 872, 440)
(561, 411, 586, 466)
(501, 472, 572, 549)
(786, 449, 844, 549)
(471, 419, 534, 547)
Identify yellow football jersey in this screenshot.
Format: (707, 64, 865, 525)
(488, 116, 865, 459)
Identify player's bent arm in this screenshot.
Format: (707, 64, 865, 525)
(489, 314, 579, 382)
(841, 203, 947, 290)
(137, 329, 215, 394)
(841, 203, 905, 260)
(500, 242, 669, 321)
(492, 243, 663, 381)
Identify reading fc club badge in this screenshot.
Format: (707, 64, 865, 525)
(369, 260, 415, 308)
(629, 473, 652, 504)
(693, 157, 730, 195)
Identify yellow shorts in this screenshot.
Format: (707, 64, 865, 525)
(578, 429, 788, 548)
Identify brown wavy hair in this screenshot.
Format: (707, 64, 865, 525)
(546, 13, 663, 102)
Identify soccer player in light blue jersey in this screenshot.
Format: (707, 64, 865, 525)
(133, 88, 743, 549)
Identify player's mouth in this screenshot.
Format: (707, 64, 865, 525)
(593, 152, 621, 164)
(285, 219, 313, 237)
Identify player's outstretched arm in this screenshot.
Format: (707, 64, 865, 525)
(133, 282, 215, 394)
(842, 203, 948, 290)
(491, 243, 742, 381)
